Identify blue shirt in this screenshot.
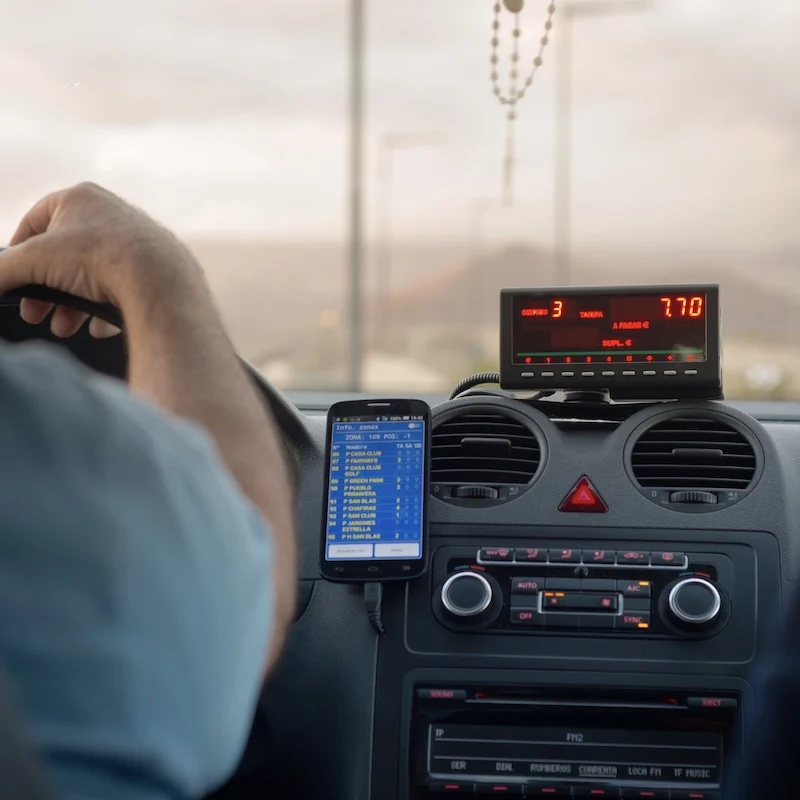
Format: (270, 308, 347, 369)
(0, 343, 273, 799)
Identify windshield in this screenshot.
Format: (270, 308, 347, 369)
(3, 0, 797, 398)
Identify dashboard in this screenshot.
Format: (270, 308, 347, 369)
(246, 379, 800, 800)
(0, 272, 794, 798)
(14, 279, 786, 800)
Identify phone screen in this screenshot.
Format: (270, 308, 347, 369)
(325, 413, 426, 563)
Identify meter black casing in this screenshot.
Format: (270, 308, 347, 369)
(499, 284, 722, 401)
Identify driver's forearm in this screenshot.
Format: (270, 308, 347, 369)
(120, 266, 297, 674)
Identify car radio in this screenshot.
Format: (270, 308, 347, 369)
(409, 683, 736, 798)
(431, 545, 732, 641)
(499, 285, 722, 400)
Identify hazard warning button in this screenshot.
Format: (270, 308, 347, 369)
(559, 476, 608, 513)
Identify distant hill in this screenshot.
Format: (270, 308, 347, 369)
(184, 238, 467, 360)
(389, 244, 800, 343)
(179, 237, 800, 376)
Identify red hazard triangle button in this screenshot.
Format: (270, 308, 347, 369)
(559, 476, 608, 513)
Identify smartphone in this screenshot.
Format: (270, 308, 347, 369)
(320, 398, 431, 582)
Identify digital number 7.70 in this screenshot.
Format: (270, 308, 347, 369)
(661, 296, 703, 318)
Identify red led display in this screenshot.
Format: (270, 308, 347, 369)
(512, 292, 708, 366)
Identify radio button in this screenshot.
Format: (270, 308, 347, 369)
(687, 696, 738, 709)
(618, 580, 652, 598)
(549, 548, 581, 564)
(671, 793, 720, 800)
(510, 608, 543, 626)
(574, 788, 621, 798)
(651, 551, 686, 567)
(617, 612, 651, 630)
(515, 548, 547, 563)
(480, 547, 514, 562)
(416, 688, 467, 701)
(526, 787, 573, 798)
(622, 791, 669, 799)
(583, 549, 615, 565)
(511, 577, 544, 594)
(428, 781, 476, 793)
(546, 578, 582, 591)
(581, 578, 617, 591)
(617, 550, 650, 566)
(476, 784, 524, 794)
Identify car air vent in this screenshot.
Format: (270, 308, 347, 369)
(627, 412, 760, 511)
(431, 409, 543, 505)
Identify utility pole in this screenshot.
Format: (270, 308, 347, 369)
(346, 0, 365, 389)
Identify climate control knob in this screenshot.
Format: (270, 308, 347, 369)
(440, 571, 494, 621)
(667, 577, 722, 628)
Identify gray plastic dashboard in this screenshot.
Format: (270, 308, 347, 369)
(282, 391, 800, 584)
(253, 390, 800, 800)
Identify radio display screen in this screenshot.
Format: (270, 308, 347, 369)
(408, 684, 738, 798)
(511, 290, 708, 366)
(428, 724, 721, 784)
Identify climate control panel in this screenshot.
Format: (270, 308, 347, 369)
(432, 544, 732, 640)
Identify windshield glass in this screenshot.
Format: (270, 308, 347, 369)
(3, 0, 797, 398)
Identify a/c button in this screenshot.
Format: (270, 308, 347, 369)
(618, 579, 652, 599)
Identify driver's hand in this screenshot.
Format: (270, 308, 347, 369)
(0, 182, 201, 338)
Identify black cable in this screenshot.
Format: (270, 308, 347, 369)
(449, 372, 501, 400)
(364, 582, 385, 636)
(454, 388, 513, 400)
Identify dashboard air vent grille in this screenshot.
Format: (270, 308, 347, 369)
(630, 415, 756, 491)
(432, 411, 541, 486)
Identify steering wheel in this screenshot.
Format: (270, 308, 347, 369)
(0, 284, 310, 468)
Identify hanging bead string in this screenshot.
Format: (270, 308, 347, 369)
(502, 12, 522, 204)
(490, 1, 556, 108)
(490, 1, 556, 204)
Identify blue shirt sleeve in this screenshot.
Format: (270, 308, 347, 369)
(0, 343, 274, 800)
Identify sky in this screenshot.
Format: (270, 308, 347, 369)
(0, 0, 798, 250)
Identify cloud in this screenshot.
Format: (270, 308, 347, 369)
(0, 0, 797, 250)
